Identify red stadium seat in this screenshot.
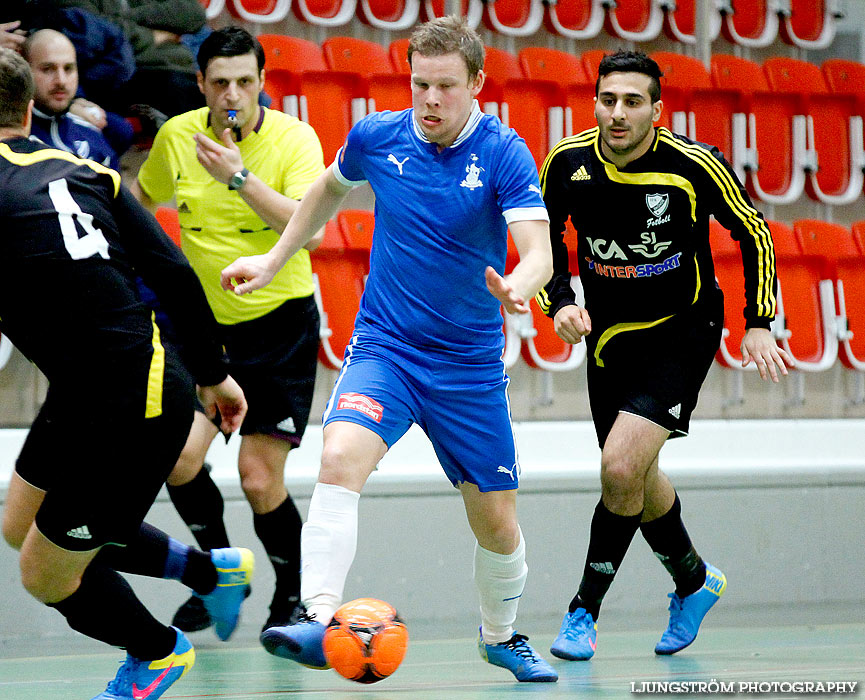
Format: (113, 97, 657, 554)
(661, 0, 722, 44)
(779, 0, 843, 50)
(763, 57, 863, 205)
(292, 0, 357, 26)
(310, 219, 367, 370)
(258, 34, 365, 166)
(228, 0, 290, 22)
(712, 218, 837, 373)
(154, 207, 181, 248)
(853, 221, 865, 254)
(337, 208, 375, 256)
(200, 0, 226, 20)
(483, 0, 544, 37)
(795, 220, 865, 373)
(323, 37, 412, 114)
(711, 54, 808, 205)
(423, 0, 483, 27)
(544, 0, 604, 39)
(651, 52, 741, 166)
(604, 0, 664, 42)
(520, 222, 586, 371)
(720, 0, 779, 48)
(822, 59, 865, 113)
(710, 218, 759, 371)
(480, 47, 566, 168)
(389, 38, 411, 74)
(769, 220, 837, 372)
(518, 47, 595, 137)
(581, 49, 605, 83)
(358, 0, 420, 30)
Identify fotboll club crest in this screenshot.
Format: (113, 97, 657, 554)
(646, 193, 669, 218)
(460, 153, 484, 190)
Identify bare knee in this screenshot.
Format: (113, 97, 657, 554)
(2, 520, 26, 551)
(20, 559, 81, 604)
(477, 517, 520, 554)
(319, 441, 362, 486)
(600, 452, 647, 512)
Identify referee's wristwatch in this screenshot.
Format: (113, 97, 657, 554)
(228, 167, 249, 191)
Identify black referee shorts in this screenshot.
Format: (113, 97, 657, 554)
(586, 298, 724, 449)
(216, 294, 320, 446)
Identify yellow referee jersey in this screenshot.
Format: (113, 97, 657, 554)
(138, 107, 325, 324)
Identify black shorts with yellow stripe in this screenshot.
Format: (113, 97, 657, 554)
(586, 295, 723, 449)
(16, 365, 195, 552)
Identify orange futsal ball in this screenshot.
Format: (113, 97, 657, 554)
(323, 598, 409, 684)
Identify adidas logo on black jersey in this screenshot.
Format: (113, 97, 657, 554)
(571, 165, 591, 181)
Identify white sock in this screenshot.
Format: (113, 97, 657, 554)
(474, 527, 527, 644)
(300, 483, 360, 625)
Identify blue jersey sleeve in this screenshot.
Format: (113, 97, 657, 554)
(493, 131, 549, 224)
(333, 115, 372, 186)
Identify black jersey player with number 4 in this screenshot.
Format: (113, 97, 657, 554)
(0, 47, 252, 700)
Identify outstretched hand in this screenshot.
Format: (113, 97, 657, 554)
(740, 327, 794, 381)
(485, 266, 529, 314)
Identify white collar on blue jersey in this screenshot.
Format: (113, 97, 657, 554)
(411, 100, 483, 149)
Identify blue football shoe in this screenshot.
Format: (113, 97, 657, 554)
(91, 627, 194, 699)
(260, 612, 330, 669)
(478, 627, 558, 682)
(655, 563, 727, 655)
(550, 608, 597, 660)
(201, 547, 254, 641)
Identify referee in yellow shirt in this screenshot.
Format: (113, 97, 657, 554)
(132, 26, 324, 642)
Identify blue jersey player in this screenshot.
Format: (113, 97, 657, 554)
(222, 16, 557, 683)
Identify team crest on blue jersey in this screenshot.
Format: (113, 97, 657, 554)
(460, 153, 484, 190)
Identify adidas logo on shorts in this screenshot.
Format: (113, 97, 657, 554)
(590, 561, 615, 575)
(66, 525, 92, 540)
(276, 416, 296, 433)
(668, 404, 681, 419)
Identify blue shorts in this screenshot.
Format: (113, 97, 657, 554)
(323, 335, 520, 492)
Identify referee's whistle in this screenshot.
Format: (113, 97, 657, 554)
(227, 109, 241, 141)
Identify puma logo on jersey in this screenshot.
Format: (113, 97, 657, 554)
(571, 165, 591, 181)
(387, 154, 409, 175)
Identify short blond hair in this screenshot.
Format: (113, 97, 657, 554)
(407, 15, 484, 80)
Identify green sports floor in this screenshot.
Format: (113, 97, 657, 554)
(2, 610, 863, 700)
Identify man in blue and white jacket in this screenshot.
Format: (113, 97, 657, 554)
(25, 28, 119, 170)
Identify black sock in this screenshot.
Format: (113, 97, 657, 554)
(570, 499, 643, 620)
(640, 493, 706, 597)
(95, 522, 217, 595)
(253, 495, 302, 611)
(167, 465, 230, 552)
(48, 562, 177, 660)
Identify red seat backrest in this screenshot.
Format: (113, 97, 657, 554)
(323, 36, 391, 75)
(154, 207, 181, 248)
(389, 38, 411, 74)
(310, 219, 365, 368)
(518, 47, 587, 86)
